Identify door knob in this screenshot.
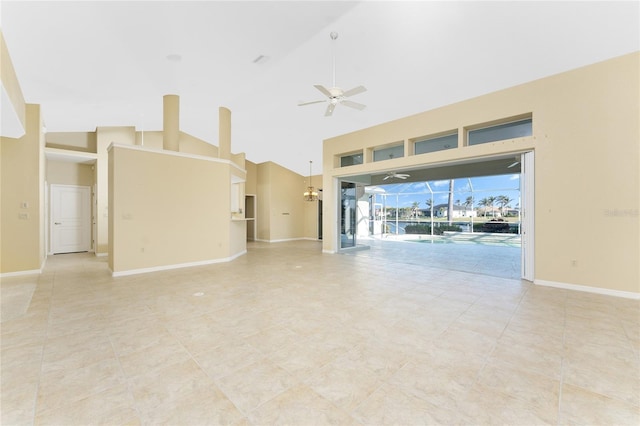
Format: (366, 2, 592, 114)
(54, 222, 62, 225)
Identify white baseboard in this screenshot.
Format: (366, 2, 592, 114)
(534, 279, 640, 300)
(254, 237, 301, 243)
(1, 268, 41, 278)
(95, 252, 108, 257)
(111, 250, 247, 277)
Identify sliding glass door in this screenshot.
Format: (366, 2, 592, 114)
(340, 181, 357, 249)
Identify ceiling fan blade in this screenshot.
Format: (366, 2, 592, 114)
(314, 85, 332, 98)
(342, 85, 367, 97)
(325, 103, 336, 117)
(383, 175, 391, 180)
(298, 100, 326, 106)
(341, 100, 366, 111)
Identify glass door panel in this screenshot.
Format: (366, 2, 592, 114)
(340, 181, 357, 249)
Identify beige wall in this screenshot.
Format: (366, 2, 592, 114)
(95, 126, 135, 255)
(255, 162, 313, 242)
(46, 161, 94, 186)
(46, 132, 97, 153)
(0, 31, 26, 136)
(109, 145, 242, 274)
(245, 160, 257, 195)
(134, 130, 163, 150)
(179, 131, 219, 157)
(1, 104, 45, 274)
(323, 52, 639, 295)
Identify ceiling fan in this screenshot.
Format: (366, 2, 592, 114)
(383, 172, 411, 181)
(298, 32, 367, 117)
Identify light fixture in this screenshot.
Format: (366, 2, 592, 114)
(303, 160, 319, 201)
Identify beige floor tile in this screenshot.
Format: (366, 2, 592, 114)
(459, 385, 557, 425)
(36, 357, 125, 415)
(1, 379, 39, 426)
(216, 358, 299, 413)
(34, 384, 139, 426)
(389, 356, 483, 401)
(1, 341, 43, 383)
(128, 358, 215, 416)
(248, 384, 358, 425)
(352, 382, 458, 425)
(139, 385, 243, 426)
(562, 348, 640, 407)
(41, 330, 115, 374)
(433, 325, 497, 359)
(559, 383, 640, 425)
(4, 243, 638, 425)
(476, 361, 560, 420)
(304, 359, 382, 412)
(193, 338, 266, 379)
(489, 338, 563, 380)
(118, 334, 192, 379)
(243, 325, 300, 354)
(268, 338, 344, 381)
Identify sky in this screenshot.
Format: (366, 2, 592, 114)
(367, 174, 520, 211)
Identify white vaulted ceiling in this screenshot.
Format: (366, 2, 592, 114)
(1, 1, 638, 175)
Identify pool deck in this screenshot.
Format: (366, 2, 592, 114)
(343, 233, 522, 280)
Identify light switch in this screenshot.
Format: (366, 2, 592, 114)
(20, 202, 29, 209)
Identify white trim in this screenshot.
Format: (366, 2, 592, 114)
(322, 249, 336, 254)
(254, 237, 307, 243)
(106, 143, 246, 175)
(535, 279, 640, 300)
(95, 252, 108, 257)
(111, 251, 247, 277)
(1, 268, 41, 278)
(521, 151, 535, 281)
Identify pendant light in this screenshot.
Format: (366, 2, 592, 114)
(303, 160, 319, 201)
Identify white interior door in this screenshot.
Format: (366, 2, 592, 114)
(51, 184, 91, 254)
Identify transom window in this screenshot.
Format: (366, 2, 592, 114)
(414, 133, 458, 155)
(373, 144, 404, 162)
(468, 118, 532, 146)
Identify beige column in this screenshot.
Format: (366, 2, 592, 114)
(163, 95, 179, 151)
(219, 107, 231, 160)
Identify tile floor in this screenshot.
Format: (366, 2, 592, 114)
(1, 240, 638, 425)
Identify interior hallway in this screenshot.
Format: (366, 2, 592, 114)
(1, 240, 638, 425)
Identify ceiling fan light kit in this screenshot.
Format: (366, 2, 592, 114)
(298, 32, 367, 116)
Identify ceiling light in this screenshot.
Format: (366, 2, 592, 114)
(303, 160, 318, 201)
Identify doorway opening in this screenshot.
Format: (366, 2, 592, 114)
(336, 152, 534, 280)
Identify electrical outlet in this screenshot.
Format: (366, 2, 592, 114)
(18, 213, 29, 220)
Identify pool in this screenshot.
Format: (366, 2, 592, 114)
(407, 235, 521, 248)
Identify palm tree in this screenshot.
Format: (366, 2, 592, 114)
(447, 180, 454, 225)
(463, 196, 473, 216)
(496, 195, 513, 216)
(477, 197, 489, 217)
(411, 201, 420, 219)
(425, 199, 433, 218)
(486, 195, 497, 217)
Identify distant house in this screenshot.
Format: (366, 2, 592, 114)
(420, 204, 477, 218)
